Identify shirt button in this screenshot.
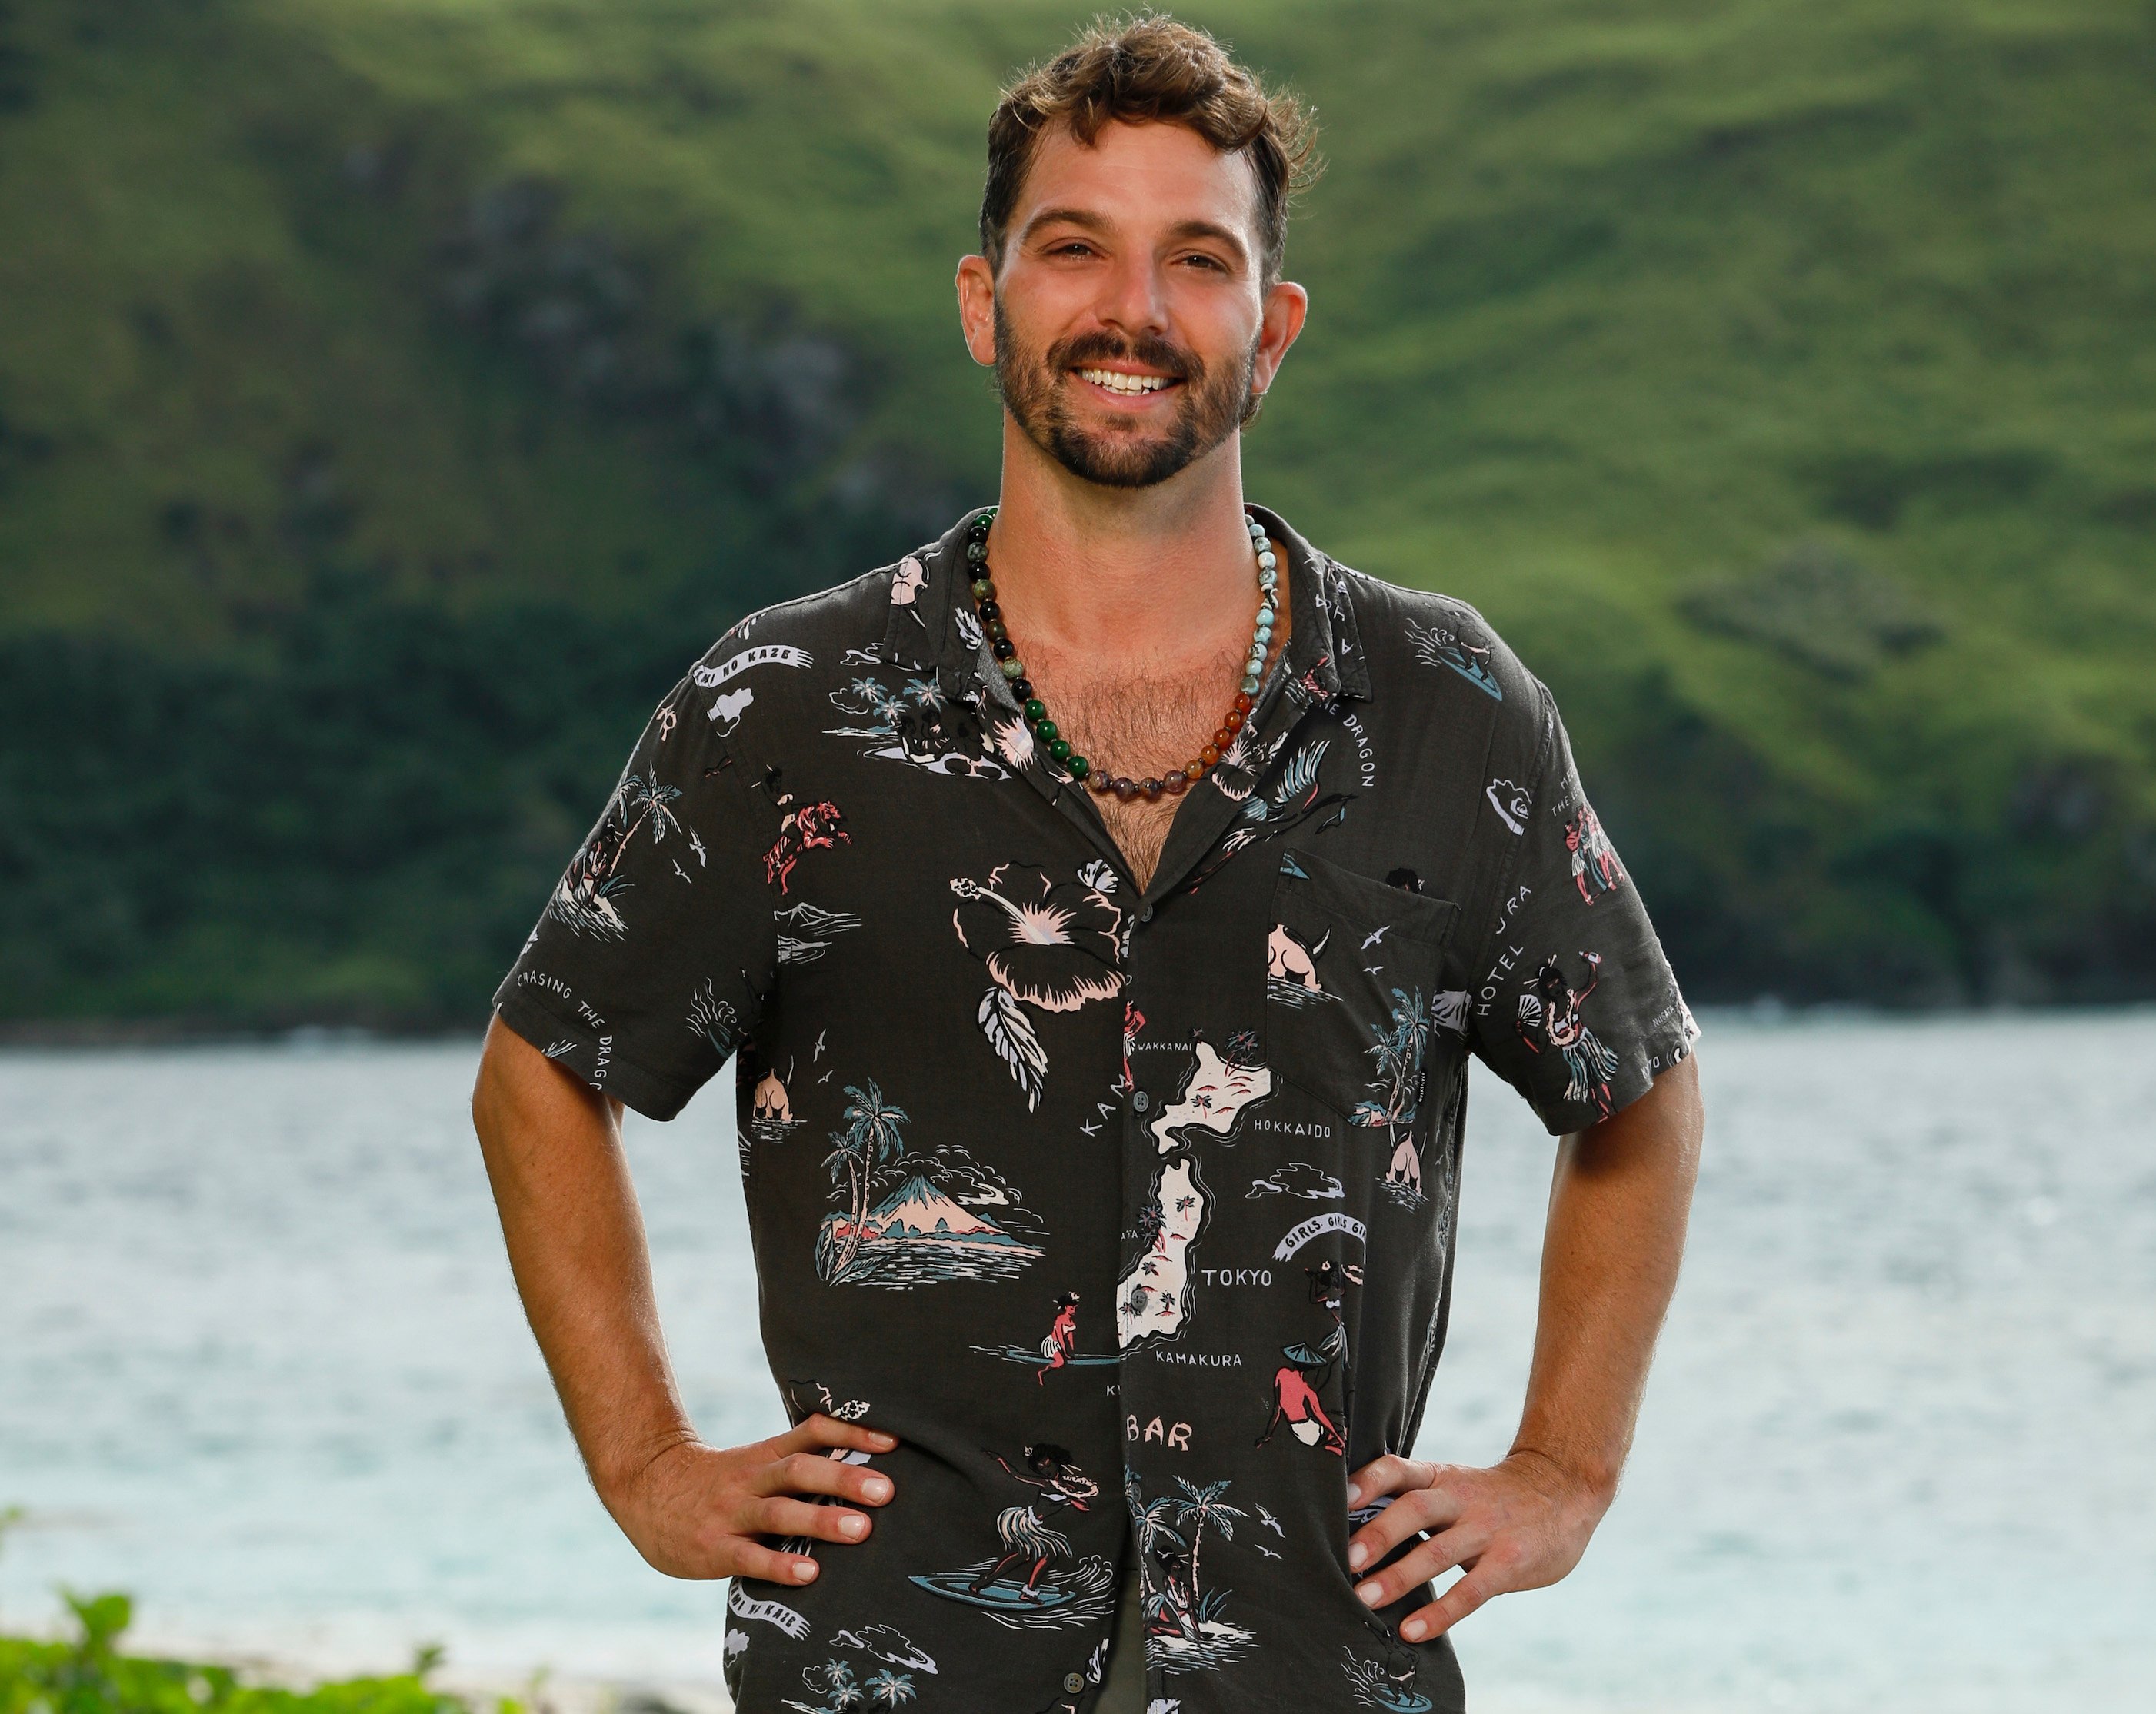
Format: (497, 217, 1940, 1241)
(1139, 903, 1155, 923)
(1063, 1672, 1086, 1695)
(1131, 1091, 1151, 1113)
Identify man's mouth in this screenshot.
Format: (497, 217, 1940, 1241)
(1070, 365, 1181, 398)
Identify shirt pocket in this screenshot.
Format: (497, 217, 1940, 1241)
(1261, 847, 1462, 1133)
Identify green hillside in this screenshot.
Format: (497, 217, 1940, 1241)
(2, 0, 2152, 1026)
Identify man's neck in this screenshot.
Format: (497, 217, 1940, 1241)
(981, 430, 1259, 661)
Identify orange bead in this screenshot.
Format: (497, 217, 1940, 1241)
(1185, 760, 1205, 780)
(1224, 708, 1246, 732)
(1211, 728, 1234, 750)
(1198, 746, 1220, 767)
(1233, 693, 1254, 714)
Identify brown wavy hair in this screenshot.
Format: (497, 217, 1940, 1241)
(979, 12, 1323, 288)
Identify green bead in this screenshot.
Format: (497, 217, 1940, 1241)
(1035, 720, 1058, 743)
(972, 577, 993, 599)
(1048, 738, 1073, 762)
(1001, 658, 1025, 680)
(1068, 755, 1090, 778)
(1023, 698, 1047, 722)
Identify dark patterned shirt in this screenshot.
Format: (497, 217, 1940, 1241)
(492, 503, 1698, 1714)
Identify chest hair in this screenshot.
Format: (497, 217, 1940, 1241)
(1040, 627, 1284, 890)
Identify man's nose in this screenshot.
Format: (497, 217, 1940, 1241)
(1092, 251, 1169, 339)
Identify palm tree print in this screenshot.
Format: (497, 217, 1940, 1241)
(1171, 1476, 1248, 1620)
(864, 1669, 916, 1708)
(549, 770, 685, 939)
(1351, 987, 1431, 1199)
(1126, 1473, 1258, 1666)
(818, 1081, 909, 1279)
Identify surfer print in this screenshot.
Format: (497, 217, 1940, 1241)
(970, 1289, 1119, 1374)
(1406, 611, 1501, 700)
(1342, 1634, 1435, 1712)
(909, 1446, 1115, 1630)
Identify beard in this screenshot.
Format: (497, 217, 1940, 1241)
(993, 297, 1261, 490)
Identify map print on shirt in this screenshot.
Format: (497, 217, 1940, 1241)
(1118, 1036, 1275, 1349)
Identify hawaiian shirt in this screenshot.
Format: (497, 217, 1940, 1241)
(492, 502, 1699, 1714)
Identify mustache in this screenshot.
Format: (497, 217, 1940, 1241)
(1045, 329, 1201, 382)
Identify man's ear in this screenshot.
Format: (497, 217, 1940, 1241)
(1251, 278, 1309, 398)
(956, 254, 999, 367)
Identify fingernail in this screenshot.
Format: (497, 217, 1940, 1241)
(1401, 1620, 1426, 1642)
(1356, 1579, 1382, 1606)
(863, 1476, 891, 1500)
(839, 1514, 866, 1538)
(793, 1560, 816, 1581)
(1345, 1483, 1360, 1503)
(871, 1432, 897, 1447)
(1348, 1543, 1366, 1569)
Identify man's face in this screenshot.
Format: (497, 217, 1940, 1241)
(965, 119, 1299, 490)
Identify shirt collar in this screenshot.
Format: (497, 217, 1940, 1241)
(888, 500, 1371, 704)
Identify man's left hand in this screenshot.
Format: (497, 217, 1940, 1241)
(1343, 1449, 1611, 1642)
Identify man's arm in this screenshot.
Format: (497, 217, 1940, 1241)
(471, 1015, 896, 1585)
(1342, 1052, 1704, 1640)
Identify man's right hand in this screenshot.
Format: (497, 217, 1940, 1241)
(605, 1413, 898, 1584)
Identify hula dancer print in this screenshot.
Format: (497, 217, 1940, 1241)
(1518, 952, 1622, 1119)
(815, 1084, 1045, 1287)
(1125, 1472, 1257, 1670)
(1565, 800, 1625, 904)
(909, 1445, 1115, 1629)
(549, 770, 682, 938)
(951, 864, 1126, 1111)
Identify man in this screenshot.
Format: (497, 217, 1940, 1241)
(471, 16, 1703, 1714)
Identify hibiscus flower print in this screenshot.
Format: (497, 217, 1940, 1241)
(950, 864, 1125, 1110)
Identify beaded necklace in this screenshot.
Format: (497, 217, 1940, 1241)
(963, 505, 1282, 804)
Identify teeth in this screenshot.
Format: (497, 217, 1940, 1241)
(1078, 367, 1172, 395)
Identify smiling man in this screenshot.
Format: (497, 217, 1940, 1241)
(472, 15, 1704, 1714)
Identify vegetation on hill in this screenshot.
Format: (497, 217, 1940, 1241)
(2, 0, 2152, 1023)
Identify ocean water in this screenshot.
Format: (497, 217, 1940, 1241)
(2, 1012, 2151, 1711)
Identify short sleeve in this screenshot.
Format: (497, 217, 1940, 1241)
(492, 650, 777, 1121)
(1467, 683, 1699, 1134)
